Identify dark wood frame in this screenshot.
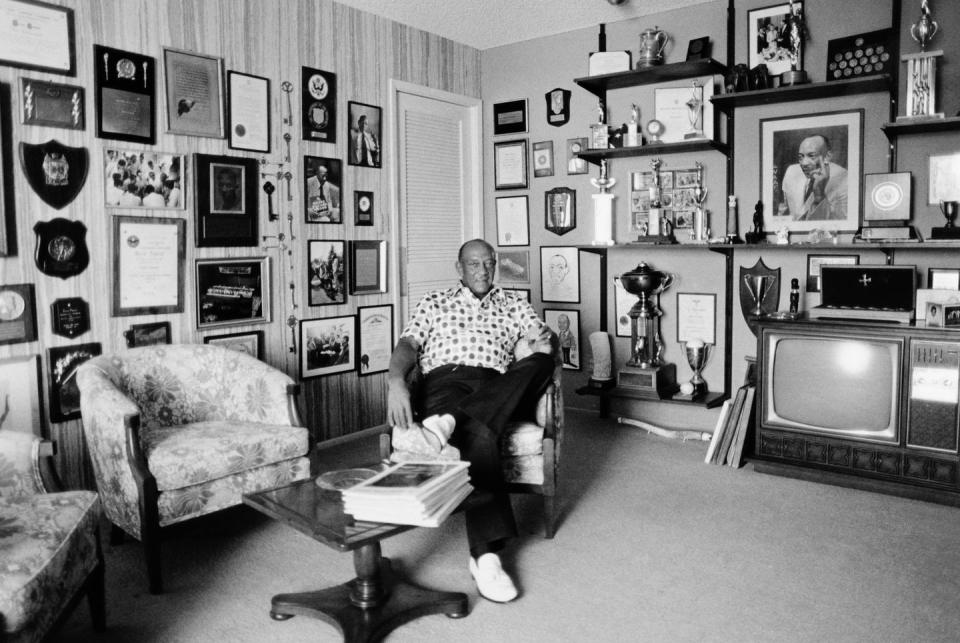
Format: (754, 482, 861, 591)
(347, 101, 382, 168)
(356, 304, 393, 376)
(308, 239, 347, 306)
(204, 329, 264, 360)
(492, 98, 527, 136)
(112, 216, 185, 316)
(304, 155, 343, 224)
(0, 283, 38, 345)
(93, 44, 156, 145)
(227, 70, 270, 153)
(299, 315, 357, 379)
(354, 190, 374, 226)
(194, 153, 259, 246)
(124, 321, 171, 348)
(195, 256, 271, 329)
(0, 0, 76, 76)
(301, 66, 337, 143)
(494, 139, 528, 190)
(163, 47, 224, 138)
(20, 78, 85, 129)
(47, 342, 100, 423)
(348, 240, 387, 295)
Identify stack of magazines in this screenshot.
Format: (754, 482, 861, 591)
(342, 460, 473, 528)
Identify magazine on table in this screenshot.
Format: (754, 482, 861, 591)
(344, 460, 470, 498)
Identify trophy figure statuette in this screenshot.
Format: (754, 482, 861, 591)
(900, 0, 943, 121)
(684, 81, 705, 140)
(691, 161, 709, 243)
(590, 159, 616, 246)
(625, 104, 641, 147)
(590, 100, 609, 149)
(779, 0, 809, 86)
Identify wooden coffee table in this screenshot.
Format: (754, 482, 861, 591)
(243, 467, 469, 642)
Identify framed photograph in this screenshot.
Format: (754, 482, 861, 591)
(204, 330, 263, 360)
(94, 45, 156, 144)
(676, 292, 716, 345)
(614, 278, 633, 337)
(357, 304, 393, 376)
(503, 287, 531, 302)
(124, 321, 171, 348)
(47, 343, 100, 423)
(113, 216, 185, 316)
(654, 82, 714, 143)
(195, 154, 259, 246)
(748, 2, 802, 78)
(195, 257, 271, 329)
(349, 240, 387, 295)
(566, 138, 588, 175)
(496, 195, 529, 246)
(806, 254, 858, 293)
(0, 354, 43, 434)
(304, 156, 342, 223)
(0, 0, 75, 75)
(348, 101, 382, 168)
(545, 187, 576, 236)
(864, 172, 911, 222)
(355, 191, 374, 226)
(496, 250, 530, 284)
(928, 152, 960, 204)
(104, 149, 185, 209)
(0, 284, 38, 345)
(163, 47, 223, 138)
(761, 109, 862, 234)
(301, 67, 336, 143)
(541, 246, 580, 304)
(308, 240, 346, 306)
(928, 268, 960, 290)
(20, 78, 84, 129)
(532, 140, 554, 178)
(300, 315, 356, 379)
(227, 70, 270, 152)
(544, 309, 580, 371)
(826, 28, 893, 82)
(493, 98, 527, 136)
(494, 139, 528, 190)
(686, 36, 711, 61)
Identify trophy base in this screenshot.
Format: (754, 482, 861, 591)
(896, 112, 945, 123)
(616, 363, 678, 399)
(683, 131, 705, 140)
(635, 234, 677, 245)
(587, 377, 616, 390)
(931, 226, 960, 240)
(779, 70, 808, 86)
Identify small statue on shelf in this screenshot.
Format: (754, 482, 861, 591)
(745, 200, 765, 244)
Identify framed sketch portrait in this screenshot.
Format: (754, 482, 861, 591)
(308, 239, 346, 306)
(204, 330, 263, 360)
(540, 246, 580, 304)
(348, 101, 381, 168)
(748, 2, 803, 78)
(300, 315, 356, 379)
(760, 109, 862, 234)
(194, 154, 258, 246)
(195, 257, 270, 329)
(545, 187, 576, 236)
(544, 308, 580, 371)
(104, 149, 185, 209)
(304, 156, 342, 223)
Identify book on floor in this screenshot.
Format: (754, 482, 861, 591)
(726, 385, 756, 468)
(705, 399, 732, 464)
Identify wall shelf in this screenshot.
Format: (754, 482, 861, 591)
(577, 139, 729, 165)
(574, 58, 728, 97)
(711, 74, 893, 114)
(881, 115, 960, 138)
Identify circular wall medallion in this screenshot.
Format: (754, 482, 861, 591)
(872, 180, 904, 211)
(308, 74, 329, 100)
(358, 195, 371, 211)
(0, 290, 25, 321)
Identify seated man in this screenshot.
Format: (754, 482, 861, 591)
(387, 238, 556, 603)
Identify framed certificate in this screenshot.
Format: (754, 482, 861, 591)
(227, 70, 270, 152)
(494, 139, 528, 190)
(676, 292, 716, 345)
(112, 216, 185, 316)
(496, 196, 529, 246)
(0, 0, 75, 75)
(357, 304, 394, 376)
(164, 48, 224, 138)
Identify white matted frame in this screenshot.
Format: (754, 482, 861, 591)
(0, 354, 43, 435)
(300, 315, 356, 379)
(676, 292, 716, 345)
(496, 196, 529, 246)
(929, 152, 960, 204)
(164, 47, 224, 138)
(748, 2, 802, 78)
(540, 246, 580, 304)
(806, 254, 858, 293)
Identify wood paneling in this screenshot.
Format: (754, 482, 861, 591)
(0, 0, 480, 488)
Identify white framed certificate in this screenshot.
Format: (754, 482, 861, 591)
(676, 292, 716, 345)
(496, 196, 529, 246)
(494, 139, 528, 190)
(228, 71, 270, 153)
(113, 217, 185, 316)
(0, 0, 75, 75)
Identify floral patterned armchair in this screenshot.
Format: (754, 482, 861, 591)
(76, 344, 311, 594)
(0, 430, 104, 642)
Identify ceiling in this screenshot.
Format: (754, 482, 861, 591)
(331, 0, 714, 50)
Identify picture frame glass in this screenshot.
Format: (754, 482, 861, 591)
(496, 196, 529, 246)
(532, 140, 554, 178)
(104, 149, 186, 210)
(227, 71, 270, 152)
(566, 138, 588, 175)
(301, 315, 356, 378)
(195, 258, 270, 329)
(494, 139, 528, 190)
(304, 156, 343, 223)
(164, 48, 223, 138)
(347, 101, 382, 168)
(357, 305, 393, 376)
(309, 240, 346, 305)
(544, 309, 580, 371)
(113, 216, 185, 316)
(541, 246, 580, 303)
(349, 240, 386, 295)
(195, 154, 258, 247)
(748, 3, 803, 77)
(496, 250, 530, 284)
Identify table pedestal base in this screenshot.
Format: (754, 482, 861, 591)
(269, 543, 468, 642)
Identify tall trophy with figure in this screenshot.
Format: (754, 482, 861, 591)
(590, 159, 616, 245)
(684, 81, 705, 140)
(899, 0, 943, 121)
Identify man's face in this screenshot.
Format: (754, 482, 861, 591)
(557, 315, 570, 331)
(316, 167, 328, 184)
(548, 256, 568, 283)
(798, 137, 829, 178)
(456, 242, 496, 298)
(217, 171, 239, 197)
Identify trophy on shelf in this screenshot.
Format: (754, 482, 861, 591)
(590, 100, 610, 149)
(780, 0, 809, 86)
(899, 0, 944, 121)
(636, 26, 669, 68)
(614, 262, 679, 399)
(625, 104, 641, 147)
(739, 259, 780, 335)
(637, 158, 676, 244)
(691, 161, 709, 243)
(932, 200, 960, 239)
(682, 339, 710, 399)
(684, 81, 705, 140)
(590, 159, 616, 246)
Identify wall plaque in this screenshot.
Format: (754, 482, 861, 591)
(50, 297, 89, 338)
(20, 78, 85, 129)
(33, 218, 89, 279)
(18, 139, 88, 209)
(0, 284, 38, 345)
(301, 67, 336, 143)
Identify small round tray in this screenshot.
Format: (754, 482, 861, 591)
(316, 468, 379, 491)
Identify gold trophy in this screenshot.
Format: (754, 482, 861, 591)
(899, 0, 944, 121)
(683, 339, 710, 399)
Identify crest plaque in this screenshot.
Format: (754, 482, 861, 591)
(19, 140, 89, 209)
(33, 218, 89, 279)
(739, 258, 781, 335)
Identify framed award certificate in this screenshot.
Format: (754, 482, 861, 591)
(112, 216, 186, 316)
(0, 0, 76, 75)
(227, 70, 270, 152)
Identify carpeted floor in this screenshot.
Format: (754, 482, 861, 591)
(58, 409, 960, 642)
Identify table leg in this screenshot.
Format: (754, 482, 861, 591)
(269, 542, 469, 642)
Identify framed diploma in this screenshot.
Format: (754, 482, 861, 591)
(348, 240, 387, 295)
(227, 70, 270, 153)
(676, 292, 716, 345)
(496, 195, 530, 246)
(494, 139, 528, 190)
(0, 0, 76, 76)
(163, 47, 224, 138)
(0, 284, 38, 345)
(357, 304, 394, 376)
(112, 216, 185, 316)
(94, 45, 156, 144)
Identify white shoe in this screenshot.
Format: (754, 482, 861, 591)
(469, 553, 518, 603)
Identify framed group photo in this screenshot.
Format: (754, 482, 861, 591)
(348, 101, 381, 168)
(308, 239, 346, 305)
(195, 257, 271, 329)
(300, 315, 356, 379)
(748, 2, 803, 78)
(194, 154, 259, 246)
(304, 156, 342, 223)
(164, 47, 224, 138)
(104, 149, 186, 209)
(541, 246, 580, 303)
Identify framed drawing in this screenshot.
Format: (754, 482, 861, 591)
(760, 109, 862, 234)
(496, 195, 529, 246)
(112, 216, 185, 316)
(308, 239, 346, 306)
(541, 246, 580, 304)
(194, 154, 258, 246)
(204, 330, 263, 360)
(494, 139, 528, 190)
(20, 78, 84, 129)
(47, 342, 100, 423)
(124, 321, 171, 348)
(0, 284, 38, 345)
(748, 2, 802, 78)
(0, 354, 43, 434)
(0, 0, 75, 75)
(349, 240, 387, 295)
(355, 191, 374, 226)
(493, 99, 527, 136)
(805, 254, 858, 293)
(532, 140, 554, 178)
(304, 156, 342, 223)
(94, 44, 155, 144)
(300, 315, 356, 379)
(496, 250, 529, 284)
(502, 287, 530, 302)
(195, 257, 271, 329)
(357, 304, 393, 376)
(348, 101, 382, 168)
(545, 187, 576, 236)
(928, 268, 960, 290)
(163, 47, 224, 138)
(104, 149, 186, 209)
(301, 66, 336, 143)
(544, 308, 580, 371)
(227, 70, 270, 152)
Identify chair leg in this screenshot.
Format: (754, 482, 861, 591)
(143, 522, 163, 594)
(542, 494, 557, 539)
(87, 558, 106, 631)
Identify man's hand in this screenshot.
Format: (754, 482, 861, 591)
(811, 158, 830, 202)
(528, 326, 554, 355)
(387, 379, 414, 428)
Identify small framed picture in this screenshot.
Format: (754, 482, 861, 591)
(47, 342, 101, 423)
(104, 148, 186, 209)
(545, 187, 576, 236)
(496, 250, 530, 284)
(308, 240, 346, 306)
(123, 321, 171, 348)
(301, 66, 336, 143)
(304, 156, 343, 223)
(194, 154, 259, 246)
(204, 330, 264, 360)
(566, 137, 588, 175)
(0, 284, 38, 345)
(347, 101, 382, 168)
(496, 195, 529, 246)
(686, 36, 711, 61)
(349, 240, 387, 295)
(748, 2, 802, 78)
(355, 191, 374, 226)
(543, 308, 580, 371)
(864, 172, 911, 222)
(195, 257, 271, 329)
(300, 315, 356, 379)
(532, 140, 554, 178)
(113, 216, 185, 316)
(357, 304, 393, 376)
(94, 45, 156, 144)
(541, 246, 580, 304)
(502, 288, 530, 302)
(928, 152, 960, 204)
(0, 354, 44, 435)
(494, 139, 528, 190)
(20, 78, 84, 129)
(493, 98, 527, 136)
(0, 0, 76, 75)
(227, 70, 270, 152)
(163, 47, 224, 138)
(806, 254, 859, 293)
(928, 268, 960, 290)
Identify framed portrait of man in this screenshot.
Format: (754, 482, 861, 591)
(304, 156, 342, 223)
(194, 154, 258, 246)
(347, 101, 381, 168)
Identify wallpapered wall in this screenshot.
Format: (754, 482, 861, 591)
(0, 0, 480, 488)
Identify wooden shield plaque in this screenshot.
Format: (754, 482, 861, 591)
(33, 218, 89, 279)
(19, 140, 88, 209)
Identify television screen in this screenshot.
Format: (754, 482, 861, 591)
(767, 335, 899, 441)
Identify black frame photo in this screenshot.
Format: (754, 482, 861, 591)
(124, 321, 171, 348)
(195, 257, 271, 329)
(47, 342, 100, 423)
(355, 191, 374, 226)
(308, 239, 346, 306)
(0, 0, 76, 76)
(349, 240, 387, 295)
(493, 99, 527, 136)
(94, 44, 156, 145)
(194, 154, 259, 246)
(204, 330, 264, 360)
(545, 187, 576, 236)
(304, 156, 342, 223)
(544, 308, 580, 371)
(163, 47, 224, 138)
(357, 304, 393, 376)
(300, 315, 356, 379)
(347, 101, 382, 168)
(748, 2, 803, 79)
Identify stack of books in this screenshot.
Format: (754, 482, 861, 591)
(342, 460, 473, 527)
(705, 385, 756, 468)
